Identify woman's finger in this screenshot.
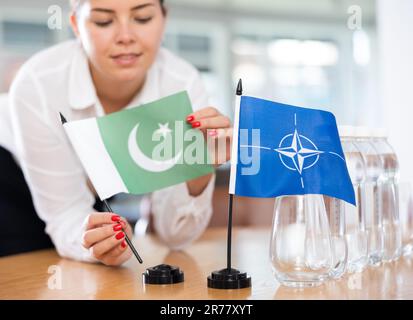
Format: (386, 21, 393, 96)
(207, 128, 233, 165)
(101, 239, 129, 259)
(191, 115, 231, 130)
(186, 107, 218, 122)
(99, 221, 133, 263)
(210, 128, 233, 139)
(84, 212, 123, 230)
(90, 231, 126, 259)
(99, 241, 132, 266)
(82, 223, 123, 249)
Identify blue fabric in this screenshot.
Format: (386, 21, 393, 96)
(233, 96, 355, 205)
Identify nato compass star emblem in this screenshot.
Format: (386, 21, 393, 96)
(275, 128, 323, 188)
(240, 113, 345, 189)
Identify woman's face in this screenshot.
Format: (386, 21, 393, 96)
(71, 0, 166, 83)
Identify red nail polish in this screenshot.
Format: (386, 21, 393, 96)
(111, 215, 120, 222)
(121, 240, 127, 249)
(186, 115, 194, 123)
(115, 232, 125, 240)
(113, 224, 122, 232)
(192, 121, 201, 128)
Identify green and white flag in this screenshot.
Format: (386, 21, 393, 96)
(63, 91, 214, 200)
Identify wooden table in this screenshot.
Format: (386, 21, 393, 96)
(1, 228, 412, 300)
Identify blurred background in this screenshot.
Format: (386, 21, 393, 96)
(0, 0, 412, 226)
(0, 0, 380, 124)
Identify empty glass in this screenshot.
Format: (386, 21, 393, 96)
(270, 195, 335, 287)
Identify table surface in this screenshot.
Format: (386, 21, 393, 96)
(1, 227, 412, 300)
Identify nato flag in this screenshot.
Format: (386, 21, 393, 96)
(229, 96, 356, 205)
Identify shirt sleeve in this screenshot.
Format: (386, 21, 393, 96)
(151, 69, 216, 250)
(9, 67, 97, 262)
(0, 94, 14, 154)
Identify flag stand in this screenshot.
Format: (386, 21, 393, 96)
(207, 80, 251, 289)
(143, 264, 184, 285)
(207, 194, 251, 289)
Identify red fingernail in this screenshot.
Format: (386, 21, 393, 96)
(111, 215, 120, 222)
(192, 121, 201, 128)
(121, 240, 127, 249)
(186, 115, 194, 123)
(115, 232, 125, 240)
(208, 130, 217, 136)
(113, 224, 122, 232)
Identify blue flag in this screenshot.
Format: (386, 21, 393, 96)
(229, 96, 356, 205)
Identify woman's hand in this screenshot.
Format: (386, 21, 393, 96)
(82, 213, 133, 266)
(186, 106, 232, 166)
(184, 107, 232, 197)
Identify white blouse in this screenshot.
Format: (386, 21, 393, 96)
(6, 40, 215, 263)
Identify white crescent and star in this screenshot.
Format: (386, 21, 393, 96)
(128, 123, 182, 173)
(155, 122, 172, 138)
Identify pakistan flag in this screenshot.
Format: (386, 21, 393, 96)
(63, 91, 214, 200)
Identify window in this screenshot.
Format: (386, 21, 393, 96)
(232, 37, 339, 112)
(3, 21, 53, 48)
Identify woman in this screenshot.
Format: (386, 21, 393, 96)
(8, 0, 231, 265)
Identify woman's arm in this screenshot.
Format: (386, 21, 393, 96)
(186, 173, 214, 196)
(9, 67, 118, 263)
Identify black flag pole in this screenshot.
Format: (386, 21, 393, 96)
(59, 112, 143, 264)
(227, 194, 233, 272)
(207, 79, 251, 289)
(226, 79, 243, 272)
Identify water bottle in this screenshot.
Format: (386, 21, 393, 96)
(270, 195, 335, 287)
(370, 128, 402, 262)
(337, 126, 368, 273)
(353, 127, 384, 266)
(399, 181, 413, 256)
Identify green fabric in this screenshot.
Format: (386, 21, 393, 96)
(97, 91, 214, 194)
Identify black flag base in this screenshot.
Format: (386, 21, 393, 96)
(207, 268, 251, 289)
(143, 264, 184, 285)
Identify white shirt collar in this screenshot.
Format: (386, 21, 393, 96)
(68, 43, 161, 113)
